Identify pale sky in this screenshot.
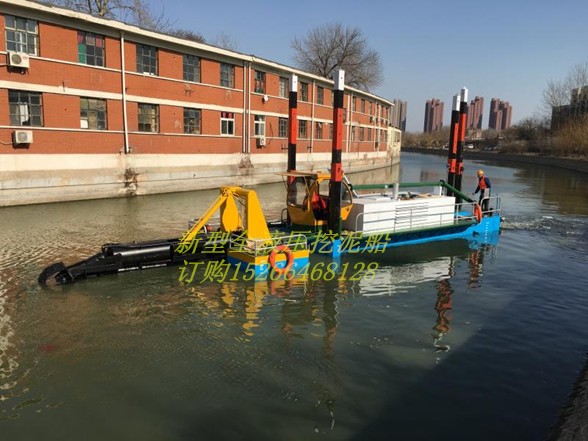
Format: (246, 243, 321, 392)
(147, 0, 588, 132)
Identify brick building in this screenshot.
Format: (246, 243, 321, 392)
(488, 98, 512, 131)
(423, 98, 443, 133)
(0, 0, 400, 206)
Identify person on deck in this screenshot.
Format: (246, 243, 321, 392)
(473, 169, 491, 213)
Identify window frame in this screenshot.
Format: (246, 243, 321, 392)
(300, 82, 308, 102)
(254, 71, 266, 94)
(315, 122, 323, 139)
(298, 119, 308, 139)
(254, 115, 265, 137)
(279, 77, 288, 98)
(183, 107, 202, 134)
(316, 86, 324, 105)
(80, 97, 107, 130)
(5, 15, 39, 55)
(220, 63, 235, 88)
(137, 103, 159, 132)
(77, 31, 105, 67)
(221, 111, 235, 135)
(9, 90, 43, 127)
(183, 54, 201, 83)
(136, 44, 158, 75)
(361, 99, 366, 113)
(279, 117, 288, 138)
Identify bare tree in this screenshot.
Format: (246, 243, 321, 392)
(50, 0, 171, 31)
(167, 29, 206, 44)
(211, 32, 239, 51)
(542, 61, 588, 114)
(291, 23, 383, 91)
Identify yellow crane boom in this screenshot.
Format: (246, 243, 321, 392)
(180, 186, 271, 244)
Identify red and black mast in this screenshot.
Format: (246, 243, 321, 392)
(328, 69, 345, 237)
(446, 93, 461, 196)
(287, 74, 298, 185)
(454, 87, 468, 198)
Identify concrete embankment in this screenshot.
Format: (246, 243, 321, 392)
(0, 149, 398, 207)
(402, 147, 588, 174)
(547, 356, 588, 441)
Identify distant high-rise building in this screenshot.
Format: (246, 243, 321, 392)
(424, 98, 444, 133)
(466, 96, 484, 130)
(391, 99, 407, 131)
(551, 86, 588, 129)
(488, 98, 512, 131)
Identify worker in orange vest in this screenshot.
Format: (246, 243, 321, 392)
(473, 169, 492, 213)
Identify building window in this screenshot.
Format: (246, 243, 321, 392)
(221, 111, 235, 135)
(5, 15, 38, 55)
(279, 117, 288, 138)
(136, 44, 157, 75)
(77, 31, 104, 66)
(315, 122, 323, 139)
(80, 97, 107, 130)
(300, 82, 308, 102)
(361, 99, 366, 113)
(352, 97, 356, 111)
(298, 120, 308, 139)
(254, 115, 265, 137)
(184, 108, 201, 134)
(316, 86, 324, 105)
(359, 127, 364, 141)
(138, 103, 158, 132)
(367, 128, 371, 141)
(220, 63, 235, 88)
(369, 101, 373, 115)
(350, 126, 356, 141)
(329, 123, 333, 140)
(279, 77, 288, 98)
(254, 71, 266, 94)
(9, 90, 42, 126)
(183, 54, 200, 82)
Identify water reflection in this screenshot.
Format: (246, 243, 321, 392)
(514, 164, 588, 215)
(432, 259, 454, 352)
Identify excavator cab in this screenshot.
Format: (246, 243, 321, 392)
(282, 172, 353, 230)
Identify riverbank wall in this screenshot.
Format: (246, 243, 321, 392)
(402, 147, 588, 174)
(1, 150, 397, 206)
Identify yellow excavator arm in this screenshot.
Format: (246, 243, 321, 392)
(180, 186, 271, 244)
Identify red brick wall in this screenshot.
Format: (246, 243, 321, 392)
(0, 10, 391, 156)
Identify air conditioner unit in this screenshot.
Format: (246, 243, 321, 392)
(8, 51, 30, 69)
(13, 130, 33, 144)
(256, 136, 266, 147)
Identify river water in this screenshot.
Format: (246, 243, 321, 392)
(0, 152, 587, 440)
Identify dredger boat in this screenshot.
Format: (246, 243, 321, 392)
(38, 79, 501, 285)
